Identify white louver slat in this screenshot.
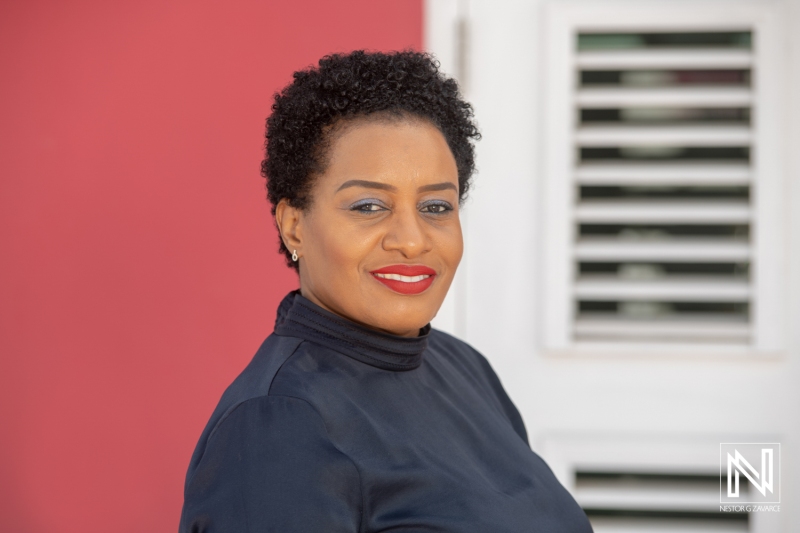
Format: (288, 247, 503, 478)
(575, 49, 753, 69)
(574, 279, 750, 301)
(575, 163, 750, 186)
(575, 202, 751, 223)
(575, 126, 751, 146)
(576, 87, 752, 107)
(576, 475, 722, 511)
(573, 318, 750, 343)
(574, 241, 751, 262)
(571, 29, 755, 346)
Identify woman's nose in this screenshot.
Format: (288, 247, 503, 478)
(381, 207, 431, 259)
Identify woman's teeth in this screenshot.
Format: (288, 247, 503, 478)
(373, 273, 431, 283)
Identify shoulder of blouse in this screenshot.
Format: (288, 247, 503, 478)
(183, 333, 305, 489)
(427, 328, 530, 446)
(180, 393, 363, 533)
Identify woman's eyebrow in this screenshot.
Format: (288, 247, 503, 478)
(417, 182, 457, 193)
(337, 179, 397, 192)
(336, 180, 457, 193)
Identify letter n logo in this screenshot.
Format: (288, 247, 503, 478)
(720, 443, 780, 504)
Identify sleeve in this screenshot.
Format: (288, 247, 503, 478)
(179, 395, 362, 533)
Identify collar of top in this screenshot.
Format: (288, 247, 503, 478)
(273, 289, 430, 371)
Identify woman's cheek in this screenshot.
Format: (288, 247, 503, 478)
(435, 220, 464, 268)
(321, 219, 375, 276)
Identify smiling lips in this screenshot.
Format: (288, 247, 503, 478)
(370, 264, 437, 295)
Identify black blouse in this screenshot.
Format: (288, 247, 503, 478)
(179, 290, 593, 532)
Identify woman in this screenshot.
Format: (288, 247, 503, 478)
(180, 50, 593, 532)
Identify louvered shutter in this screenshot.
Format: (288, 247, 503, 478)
(574, 30, 753, 346)
(575, 471, 748, 532)
(542, 2, 787, 353)
(539, 436, 783, 533)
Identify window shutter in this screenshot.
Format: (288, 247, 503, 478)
(539, 436, 774, 533)
(542, 2, 787, 353)
(574, 30, 754, 346)
(575, 470, 749, 532)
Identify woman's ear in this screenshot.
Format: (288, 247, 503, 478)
(275, 198, 304, 254)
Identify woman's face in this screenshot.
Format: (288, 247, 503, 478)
(276, 118, 463, 337)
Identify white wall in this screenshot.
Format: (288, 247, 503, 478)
(784, 0, 800, 520)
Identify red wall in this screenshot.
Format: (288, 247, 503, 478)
(0, 1, 421, 531)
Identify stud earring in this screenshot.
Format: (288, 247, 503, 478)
(291, 250, 298, 262)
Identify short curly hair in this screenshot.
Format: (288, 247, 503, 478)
(261, 49, 481, 271)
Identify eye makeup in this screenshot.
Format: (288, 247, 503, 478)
(348, 198, 388, 213)
(418, 199, 454, 214)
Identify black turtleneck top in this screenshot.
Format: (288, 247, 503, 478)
(179, 290, 593, 533)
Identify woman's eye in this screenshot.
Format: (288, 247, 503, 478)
(350, 201, 386, 213)
(420, 202, 453, 214)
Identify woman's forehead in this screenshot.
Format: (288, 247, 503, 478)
(321, 119, 458, 191)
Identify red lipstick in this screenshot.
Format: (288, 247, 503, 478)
(370, 264, 437, 295)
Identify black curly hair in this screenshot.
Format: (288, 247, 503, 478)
(261, 49, 480, 271)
